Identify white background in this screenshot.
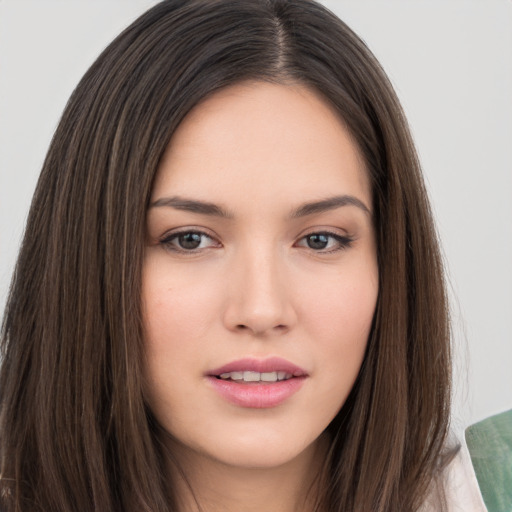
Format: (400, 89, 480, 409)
(1, 0, 511, 430)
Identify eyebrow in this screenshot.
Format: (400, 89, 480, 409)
(149, 196, 235, 218)
(290, 195, 371, 218)
(149, 194, 371, 218)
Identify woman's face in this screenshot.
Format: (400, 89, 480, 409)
(142, 82, 378, 470)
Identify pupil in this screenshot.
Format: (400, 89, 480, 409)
(179, 233, 202, 249)
(307, 234, 328, 249)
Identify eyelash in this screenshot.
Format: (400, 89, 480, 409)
(159, 230, 219, 253)
(295, 231, 354, 253)
(159, 229, 354, 255)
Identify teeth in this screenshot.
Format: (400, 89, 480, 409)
(218, 371, 293, 382)
(243, 371, 260, 382)
(220, 371, 243, 380)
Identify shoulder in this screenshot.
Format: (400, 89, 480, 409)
(420, 438, 488, 512)
(466, 409, 512, 512)
(443, 440, 488, 511)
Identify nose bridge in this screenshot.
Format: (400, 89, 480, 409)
(224, 238, 294, 335)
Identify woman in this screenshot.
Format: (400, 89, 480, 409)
(0, 0, 486, 510)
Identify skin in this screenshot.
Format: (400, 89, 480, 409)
(142, 81, 379, 511)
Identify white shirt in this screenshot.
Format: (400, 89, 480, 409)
(421, 439, 488, 511)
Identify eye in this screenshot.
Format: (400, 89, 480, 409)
(160, 230, 219, 252)
(296, 231, 354, 252)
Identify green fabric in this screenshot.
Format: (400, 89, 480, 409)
(466, 409, 512, 512)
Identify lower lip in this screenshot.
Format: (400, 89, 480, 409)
(206, 376, 306, 408)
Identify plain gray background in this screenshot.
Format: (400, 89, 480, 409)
(1, 0, 511, 431)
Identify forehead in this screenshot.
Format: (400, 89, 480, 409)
(152, 81, 370, 209)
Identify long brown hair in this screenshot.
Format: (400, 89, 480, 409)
(0, 1, 452, 510)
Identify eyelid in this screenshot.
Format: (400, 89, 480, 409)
(294, 229, 355, 253)
(159, 227, 221, 253)
(156, 226, 354, 255)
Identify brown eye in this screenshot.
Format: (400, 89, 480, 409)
(178, 232, 203, 250)
(306, 234, 329, 250)
(160, 230, 219, 252)
(296, 231, 354, 253)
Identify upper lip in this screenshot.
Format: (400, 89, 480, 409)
(207, 357, 307, 377)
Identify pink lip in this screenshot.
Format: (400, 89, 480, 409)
(206, 357, 307, 409)
(208, 357, 307, 377)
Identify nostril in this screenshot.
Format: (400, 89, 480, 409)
(235, 323, 288, 334)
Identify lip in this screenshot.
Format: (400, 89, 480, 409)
(207, 357, 307, 377)
(206, 357, 308, 408)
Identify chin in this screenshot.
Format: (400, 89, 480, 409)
(173, 421, 325, 471)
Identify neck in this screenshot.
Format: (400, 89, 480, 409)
(165, 434, 329, 512)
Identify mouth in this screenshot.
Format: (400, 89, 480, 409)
(206, 357, 307, 408)
(215, 370, 295, 383)
(207, 357, 307, 382)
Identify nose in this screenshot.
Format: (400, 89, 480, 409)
(222, 244, 297, 336)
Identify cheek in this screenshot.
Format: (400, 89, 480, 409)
(142, 259, 221, 345)
(298, 263, 378, 395)
(141, 261, 220, 408)
(299, 263, 378, 341)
